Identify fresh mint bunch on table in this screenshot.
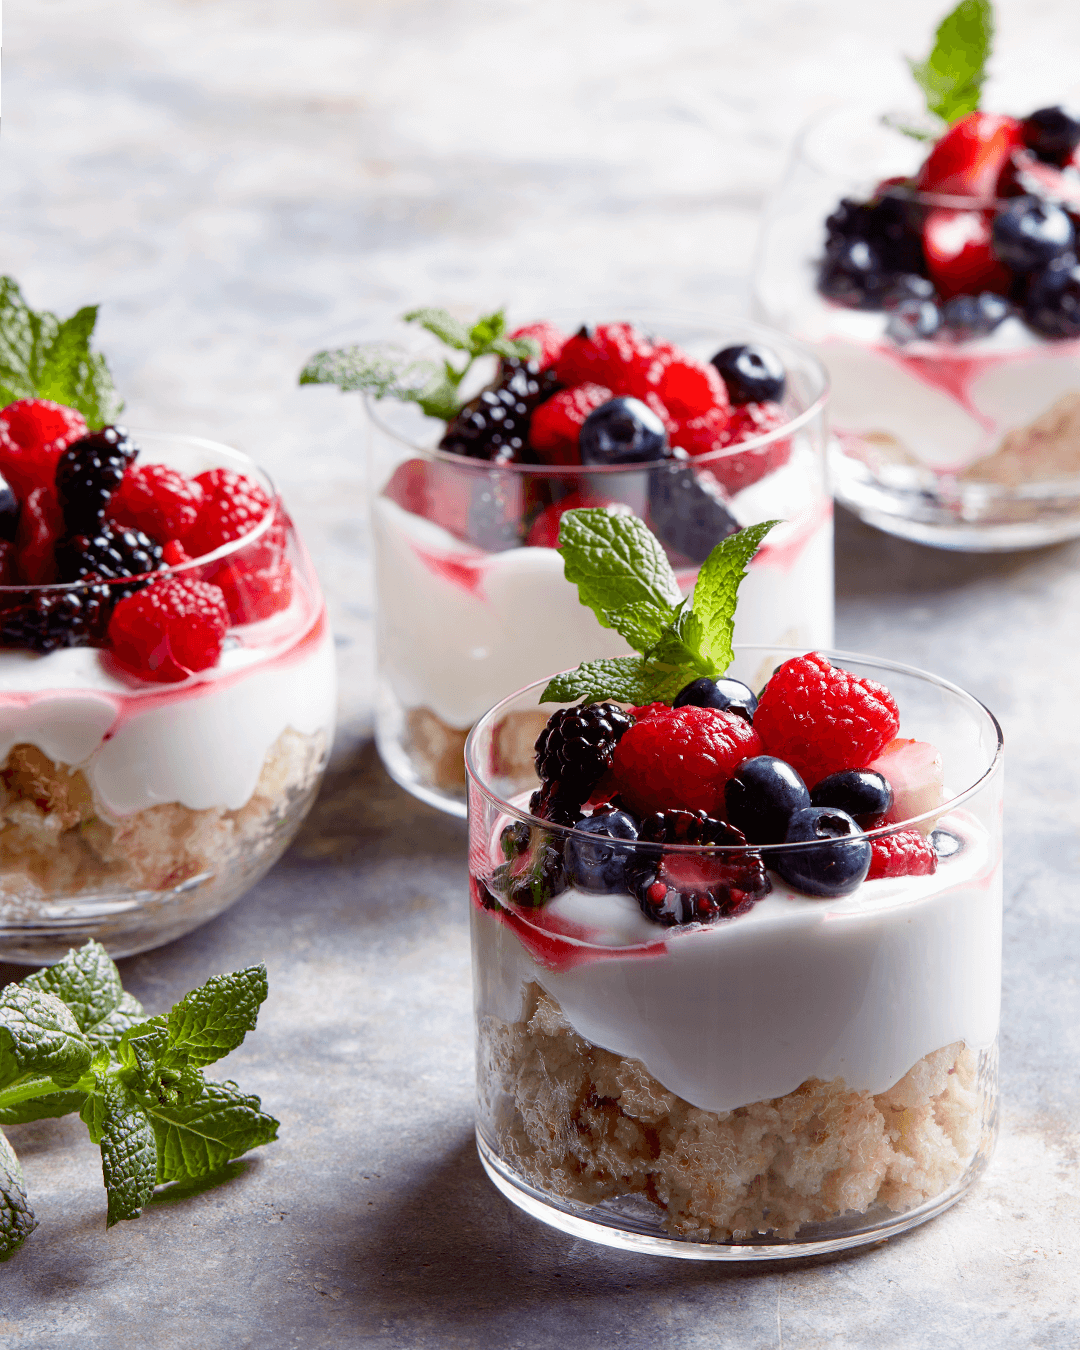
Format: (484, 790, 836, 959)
(540, 508, 779, 706)
(0, 940, 278, 1257)
(299, 306, 538, 420)
(0, 275, 123, 427)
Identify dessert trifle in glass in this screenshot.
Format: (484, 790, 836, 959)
(466, 511, 1002, 1258)
(756, 10, 1080, 547)
(307, 308, 831, 815)
(0, 403, 334, 962)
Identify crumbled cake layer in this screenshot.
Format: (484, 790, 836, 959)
(0, 727, 326, 911)
(407, 706, 548, 793)
(479, 983, 991, 1242)
(961, 390, 1080, 486)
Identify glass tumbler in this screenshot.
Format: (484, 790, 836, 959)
(0, 433, 335, 963)
(466, 651, 1003, 1259)
(368, 313, 832, 818)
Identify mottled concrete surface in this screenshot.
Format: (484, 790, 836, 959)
(1, 0, 1079, 1345)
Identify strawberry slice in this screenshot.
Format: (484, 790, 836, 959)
(918, 113, 1024, 199)
(922, 208, 1012, 299)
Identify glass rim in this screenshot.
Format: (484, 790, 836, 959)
(0, 430, 282, 594)
(464, 646, 1004, 856)
(364, 312, 830, 478)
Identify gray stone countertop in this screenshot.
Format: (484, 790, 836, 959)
(1, 1, 1079, 1345)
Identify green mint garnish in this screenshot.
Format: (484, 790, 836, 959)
(540, 509, 779, 706)
(0, 276, 123, 428)
(0, 941, 277, 1255)
(908, 0, 994, 127)
(299, 306, 538, 421)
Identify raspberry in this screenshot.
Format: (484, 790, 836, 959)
(212, 552, 292, 623)
(754, 653, 900, 788)
(525, 490, 618, 549)
(553, 324, 655, 393)
(107, 574, 229, 682)
(186, 469, 271, 559)
(867, 830, 938, 880)
(55, 427, 139, 535)
(610, 705, 762, 817)
(650, 357, 729, 421)
(673, 405, 729, 457)
(534, 702, 635, 817)
(15, 486, 64, 584)
(0, 400, 87, 500)
(110, 463, 204, 542)
(710, 402, 791, 495)
(162, 539, 192, 567)
(508, 322, 567, 371)
(528, 384, 612, 464)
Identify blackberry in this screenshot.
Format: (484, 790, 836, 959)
(628, 811, 771, 926)
(55, 525, 165, 600)
(824, 195, 925, 277)
(440, 358, 560, 463)
(490, 827, 568, 909)
(499, 820, 532, 860)
(647, 458, 739, 564)
(534, 702, 634, 816)
(55, 426, 138, 535)
(0, 583, 111, 653)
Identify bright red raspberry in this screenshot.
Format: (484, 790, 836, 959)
(161, 539, 192, 566)
(610, 705, 762, 817)
(650, 357, 729, 421)
(211, 554, 292, 623)
(0, 400, 87, 500)
(15, 486, 64, 583)
(627, 702, 669, 721)
(674, 405, 729, 457)
(553, 324, 655, 393)
(528, 384, 612, 464)
(709, 402, 791, 495)
(185, 469, 271, 559)
(525, 490, 619, 548)
(107, 575, 229, 682)
(754, 653, 900, 788)
(867, 830, 938, 880)
(110, 464, 204, 542)
(508, 322, 567, 371)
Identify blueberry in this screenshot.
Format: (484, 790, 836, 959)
(1023, 106, 1080, 166)
(0, 487, 20, 543)
(991, 197, 1076, 274)
(579, 397, 668, 466)
(775, 807, 871, 898)
(809, 770, 893, 827)
(673, 676, 757, 722)
(565, 809, 639, 893)
(500, 820, 532, 860)
(709, 345, 786, 405)
(1023, 257, 1080, 338)
(648, 459, 739, 563)
(885, 297, 941, 345)
(931, 828, 964, 859)
(468, 472, 522, 551)
(818, 238, 888, 311)
(725, 756, 811, 846)
(883, 274, 936, 308)
(940, 291, 1011, 340)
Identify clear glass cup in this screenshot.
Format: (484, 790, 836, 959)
(466, 649, 1003, 1259)
(755, 102, 1080, 551)
(0, 433, 335, 963)
(368, 312, 832, 818)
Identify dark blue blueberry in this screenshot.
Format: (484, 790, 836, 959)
(991, 198, 1075, 274)
(500, 820, 532, 860)
(564, 809, 639, 893)
(1023, 106, 1080, 166)
(885, 297, 941, 345)
(775, 807, 871, 898)
(647, 459, 739, 564)
(884, 274, 936, 308)
(818, 238, 888, 310)
(0, 487, 20, 543)
(673, 676, 757, 722)
(467, 472, 523, 551)
(724, 756, 810, 846)
(709, 345, 786, 405)
(940, 292, 1011, 340)
(810, 770, 893, 828)
(1023, 257, 1080, 338)
(931, 828, 965, 859)
(578, 397, 668, 466)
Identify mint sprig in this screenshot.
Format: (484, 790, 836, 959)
(0, 276, 123, 428)
(908, 0, 993, 127)
(0, 941, 278, 1256)
(540, 510, 778, 706)
(299, 306, 538, 421)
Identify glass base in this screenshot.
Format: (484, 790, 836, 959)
(477, 1129, 991, 1261)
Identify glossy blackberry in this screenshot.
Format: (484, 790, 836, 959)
(534, 702, 634, 815)
(810, 769, 893, 828)
(55, 426, 138, 535)
(673, 676, 757, 722)
(628, 811, 771, 926)
(0, 487, 20, 543)
(725, 756, 810, 846)
(824, 195, 925, 276)
(578, 397, 668, 466)
(55, 525, 165, 599)
(1023, 106, 1080, 165)
(499, 820, 532, 860)
(818, 238, 888, 310)
(0, 583, 111, 653)
(490, 828, 568, 909)
(440, 359, 561, 463)
(648, 459, 739, 564)
(775, 806, 871, 898)
(564, 808, 639, 893)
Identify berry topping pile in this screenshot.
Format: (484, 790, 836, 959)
(0, 398, 291, 675)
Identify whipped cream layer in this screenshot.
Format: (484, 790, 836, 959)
(374, 447, 833, 729)
(474, 810, 1000, 1114)
(0, 594, 336, 817)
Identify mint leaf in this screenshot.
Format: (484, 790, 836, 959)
(602, 601, 670, 654)
(690, 520, 780, 676)
(0, 986, 91, 1092)
(416, 360, 465, 421)
(123, 965, 268, 1074)
(298, 343, 438, 401)
(908, 0, 993, 125)
(559, 509, 681, 633)
(139, 1078, 279, 1184)
(402, 307, 473, 352)
(82, 1077, 156, 1227)
(0, 1127, 35, 1258)
(648, 606, 712, 676)
(0, 276, 58, 402)
(467, 309, 506, 350)
(541, 657, 691, 706)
